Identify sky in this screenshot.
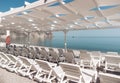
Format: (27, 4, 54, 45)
(0, 0, 37, 12)
(0, 0, 120, 36)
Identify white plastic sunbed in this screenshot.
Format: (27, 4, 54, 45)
(17, 56, 37, 79)
(99, 72, 120, 83)
(0, 52, 11, 68)
(79, 52, 94, 68)
(104, 55, 120, 72)
(59, 62, 97, 83)
(34, 59, 57, 83)
(5, 54, 20, 72)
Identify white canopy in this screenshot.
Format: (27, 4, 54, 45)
(0, 0, 120, 32)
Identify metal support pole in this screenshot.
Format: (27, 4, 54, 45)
(0, 17, 1, 23)
(49, 31, 53, 47)
(64, 30, 67, 52)
(6, 30, 10, 36)
(27, 32, 30, 46)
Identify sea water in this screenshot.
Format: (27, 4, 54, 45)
(39, 29, 120, 53)
(11, 29, 120, 53)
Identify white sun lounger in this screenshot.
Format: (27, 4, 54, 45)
(99, 72, 120, 83)
(90, 51, 102, 67)
(79, 52, 94, 68)
(34, 59, 57, 83)
(5, 54, 20, 72)
(107, 52, 118, 56)
(104, 55, 120, 72)
(63, 52, 76, 64)
(73, 50, 80, 57)
(17, 56, 37, 79)
(59, 62, 97, 83)
(0, 52, 11, 68)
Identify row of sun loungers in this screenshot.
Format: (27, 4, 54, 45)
(1, 45, 120, 72)
(0, 45, 120, 83)
(0, 52, 97, 83)
(2, 45, 120, 71)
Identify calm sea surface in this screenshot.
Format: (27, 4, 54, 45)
(39, 37, 120, 53)
(11, 29, 120, 53)
(39, 30, 120, 53)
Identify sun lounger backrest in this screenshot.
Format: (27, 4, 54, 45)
(67, 49, 75, 56)
(44, 47, 49, 52)
(23, 47, 30, 53)
(105, 55, 120, 64)
(52, 66, 64, 79)
(40, 49, 49, 60)
(91, 51, 101, 60)
(21, 47, 29, 57)
(106, 52, 118, 56)
(58, 48, 64, 56)
(40, 49, 47, 55)
(6, 54, 21, 68)
(0, 52, 4, 57)
(0, 48, 7, 53)
(9, 46, 14, 51)
(30, 47, 35, 50)
(67, 49, 73, 53)
(41, 48, 48, 54)
(80, 52, 91, 60)
(35, 59, 51, 72)
(99, 73, 120, 83)
(63, 52, 75, 63)
(80, 50, 87, 54)
(49, 48, 54, 51)
(19, 56, 31, 66)
(0, 52, 2, 58)
(29, 48, 36, 59)
(49, 50, 59, 60)
(53, 48, 59, 54)
(7, 54, 17, 62)
(91, 51, 101, 57)
(35, 47, 40, 54)
(60, 63, 82, 79)
(73, 50, 80, 57)
(0, 53, 10, 61)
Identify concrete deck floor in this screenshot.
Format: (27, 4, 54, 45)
(0, 68, 38, 83)
(0, 67, 120, 83)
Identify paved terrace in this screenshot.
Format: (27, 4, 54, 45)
(0, 68, 37, 83)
